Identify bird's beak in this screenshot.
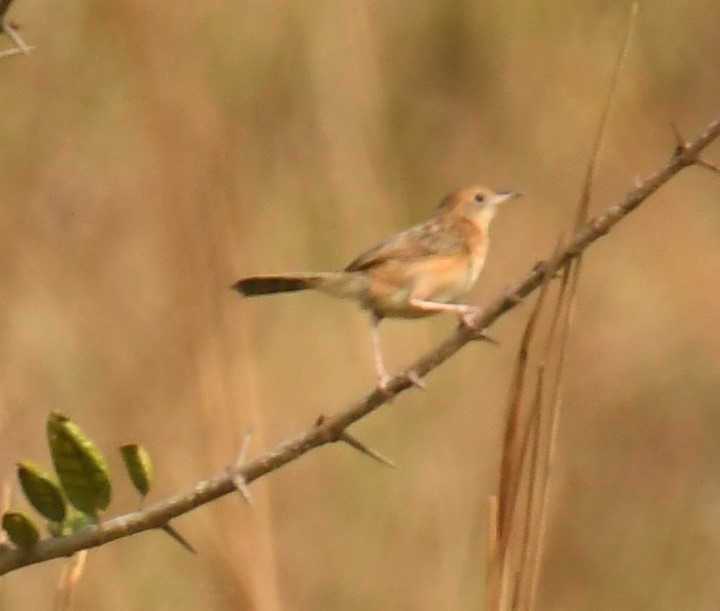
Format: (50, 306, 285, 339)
(494, 190, 522, 205)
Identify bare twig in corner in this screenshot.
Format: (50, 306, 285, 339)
(0, 114, 719, 575)
(0, 0, 32, 56)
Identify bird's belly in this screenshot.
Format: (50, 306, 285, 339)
(410, 254, 480, 302)
(364, 253, 484, 319)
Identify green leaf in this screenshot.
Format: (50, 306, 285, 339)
(48, 507, 96, 536)
(2, 511, 40, 549)
(119, 444, 153, 498)
(17, 461, 67, 523)
(46, 412, 111, 519)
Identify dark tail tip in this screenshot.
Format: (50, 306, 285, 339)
(232, 276, 311, 296)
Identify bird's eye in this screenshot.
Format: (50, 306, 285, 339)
(474, 193, 485, 203)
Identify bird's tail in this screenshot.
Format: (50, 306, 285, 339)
(232, 272, 352, 297)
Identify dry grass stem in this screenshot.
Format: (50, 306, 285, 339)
(488, 6, 642, 609)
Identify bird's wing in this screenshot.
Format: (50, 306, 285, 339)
(344, 219, 467, 272)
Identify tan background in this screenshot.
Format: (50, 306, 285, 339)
(2, 1, 720, 609)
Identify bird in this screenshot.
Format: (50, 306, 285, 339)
(232, 185, 521, 390)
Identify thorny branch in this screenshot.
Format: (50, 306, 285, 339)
(1, 118, 719, 576)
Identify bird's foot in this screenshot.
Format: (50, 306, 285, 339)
(458, 305, 483, 329)
(376, 374, 392, 395)
(459, 307, 499, 344)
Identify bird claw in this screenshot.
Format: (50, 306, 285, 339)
(376, 375, 392, 395)
(459, 306, 483, 329)
(458, 307, 499, 344)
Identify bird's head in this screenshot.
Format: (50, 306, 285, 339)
(437, 185, 522, 227)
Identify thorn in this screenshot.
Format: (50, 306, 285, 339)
(457, 308, 500, 344)
(406, 370, 426, 390)
(228, 431, 254, 505)
(460, 326, 498, 344)
(0, 45, 32, 58)
(475, 331, 500, 345)
(339, 431, 395, 468)
(231, 475, 253, 505)
(670, 121, 687, 156)
(2, 21, 30, 54)
(160, 523, 197, 554)
(695, 157, 720, 176)
(236, 430, 252, 463)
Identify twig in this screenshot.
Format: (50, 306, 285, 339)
(0, 45, 32, 58)
(2, 21, 29, 53)
(0, 117, 718, 575)
(1, 0, 32, 56)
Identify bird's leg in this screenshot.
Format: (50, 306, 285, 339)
(369, 314, 391, 392)
(408, 298, 481, 321)
(408, 298, 496, 341)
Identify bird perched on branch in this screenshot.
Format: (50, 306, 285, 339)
(233, 185, 521, 390)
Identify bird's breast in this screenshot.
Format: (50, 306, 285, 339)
(353, 221, 490, 318)
(466, 228, 489, 287)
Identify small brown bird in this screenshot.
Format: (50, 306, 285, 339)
(233, 185, 521, 389)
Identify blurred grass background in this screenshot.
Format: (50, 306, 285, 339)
(1, 0, 720, 609)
